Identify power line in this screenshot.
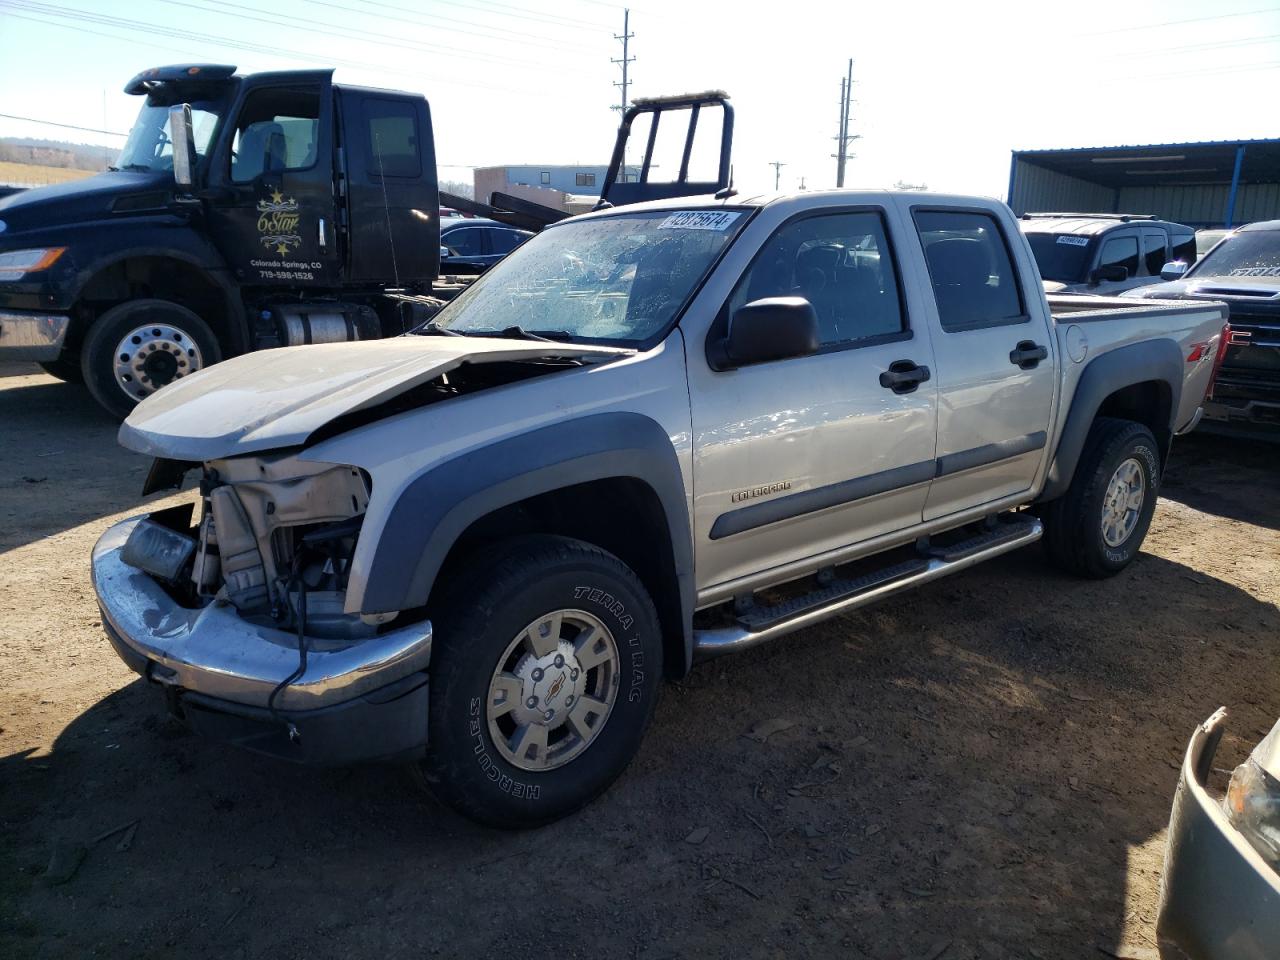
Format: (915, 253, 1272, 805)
(298, 0, 598, 53)
(155, 0, 597, 76)
(1087, 5, 1280, 35)
(0, 0, 552, 93)
(356, 0, 610, 33)
(0, 111, 127, 137)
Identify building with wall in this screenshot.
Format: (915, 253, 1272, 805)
(1008, 139, 1280, 228)
(473, 164, 640, 214)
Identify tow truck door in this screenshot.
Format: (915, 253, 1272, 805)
(203, 71, 340, 287)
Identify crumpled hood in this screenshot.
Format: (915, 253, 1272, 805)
(119, 336, 632, 461)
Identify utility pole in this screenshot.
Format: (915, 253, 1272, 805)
(833, 58, 859, 187)
(611, 8, 635, 174)
(612, 9, 634, 117)
(769, 160, 786, 191)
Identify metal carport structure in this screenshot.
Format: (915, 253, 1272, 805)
(1007, 139, 1280, 228)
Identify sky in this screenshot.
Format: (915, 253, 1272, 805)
(1, 0, 1278, 199)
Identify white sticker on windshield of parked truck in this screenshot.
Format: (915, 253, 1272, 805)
(1056, 235, 1090, 246)
(1228, 266, 1280, 277)
(658, 211, 741, 231)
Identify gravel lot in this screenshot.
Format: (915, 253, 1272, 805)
(1, 361, 1277, 960)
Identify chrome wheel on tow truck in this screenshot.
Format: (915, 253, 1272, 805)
(80, 298, 221, 420)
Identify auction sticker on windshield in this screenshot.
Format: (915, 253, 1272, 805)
(1056, 235, 1090, 247)
(659, 211, 742, 231)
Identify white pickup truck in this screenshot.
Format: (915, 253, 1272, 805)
(92, 190, 1229, 827)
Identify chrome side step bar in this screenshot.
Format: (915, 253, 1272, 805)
(692, 517, 1043, 661)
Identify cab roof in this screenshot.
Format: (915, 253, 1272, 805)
(1019, 213, 1189, 236)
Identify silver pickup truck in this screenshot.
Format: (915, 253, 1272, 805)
(92, 191, 1228, 827)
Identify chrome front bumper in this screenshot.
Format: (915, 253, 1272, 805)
(0, 309, 70, 361)
(1157, 708, 1280, 959)
(91, 516, 433, 712)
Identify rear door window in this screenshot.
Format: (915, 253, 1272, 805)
(443, 227, 485, 256)
(1142, 233, 1168, 276)
(365, 98, 420, 178)
(1098, 234, 1140, 278)
(489, 229, 530, 255)
(914, 209, 1025, 331)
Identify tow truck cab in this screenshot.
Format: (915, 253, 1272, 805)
(0, 64, 439, 415)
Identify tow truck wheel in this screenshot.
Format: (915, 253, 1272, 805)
(416, 535, 663, 828)
(37, 356, 84, 384)
(1041, 417, 1160, 579)
(80, 299, 221, 420)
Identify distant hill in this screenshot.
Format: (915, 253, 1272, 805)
(0, 137, 112, 173)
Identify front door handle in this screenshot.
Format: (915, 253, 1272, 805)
(879, 359, 931, 394)
(1009, 340, 1048, 369)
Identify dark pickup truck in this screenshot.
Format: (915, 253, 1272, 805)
(1124, 220, 1280, 435)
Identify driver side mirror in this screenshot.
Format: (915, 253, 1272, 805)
(168, 104, 197, 189)
(1090, 264, 1129, 285)
(1160, 260, 1189, 281)
(719, 297, 821, 369)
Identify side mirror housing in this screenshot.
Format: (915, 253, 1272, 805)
(169, 104, 197, 189)
(1160, 260, 1189, 281)
(719, 297, 821, 369)
(1090, 264, 1129, 285)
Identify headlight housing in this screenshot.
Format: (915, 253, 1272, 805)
(0, 247, 66, 277)
(1225, 719, 1280, 866)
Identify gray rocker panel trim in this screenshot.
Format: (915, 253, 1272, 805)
(709, 430, 1048, 540)
(360, 412, 695, 666)
(709, 459, 935, 540)
(1039, 338, 1183, 502)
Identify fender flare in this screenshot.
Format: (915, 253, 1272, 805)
(1039, 338, 1183, 501)
(67, 235, 247, 354)
(359, 412, 695, 669)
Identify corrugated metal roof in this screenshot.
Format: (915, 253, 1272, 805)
(1013, 137, 1280, 154)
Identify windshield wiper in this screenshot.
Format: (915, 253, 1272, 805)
(493, 325, 574, 342)
(411, 318, 462, 337)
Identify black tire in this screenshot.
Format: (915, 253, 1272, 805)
(80, 299, 222, 420)
(418, 535, 663, 828)
(37, 356, 84, 383)
(1041, 417, 1160, 578)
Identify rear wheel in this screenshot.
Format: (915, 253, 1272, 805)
(417, 535, 663, 828)
(1041, 417, 1160, 578)
(80, 298, 221, 420)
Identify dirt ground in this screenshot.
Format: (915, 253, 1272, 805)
(0, 360, 1276, 960)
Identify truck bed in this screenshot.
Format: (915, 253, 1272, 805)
(1046, 293, 1228, 434)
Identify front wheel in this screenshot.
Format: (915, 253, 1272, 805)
(1041, 417, 1160, 578)
(418, 536, 663, 828)
(80, 299, 221, 420)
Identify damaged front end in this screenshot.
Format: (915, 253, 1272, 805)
(92, 452, 432, 765)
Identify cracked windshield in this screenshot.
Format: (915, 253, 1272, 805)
(432, 209, 747, 343)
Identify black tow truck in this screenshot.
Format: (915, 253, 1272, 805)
(0, 64, 732, 417)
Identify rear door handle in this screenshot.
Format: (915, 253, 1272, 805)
(1009, 340, 1048, 369)
(879, 359, 931, 394)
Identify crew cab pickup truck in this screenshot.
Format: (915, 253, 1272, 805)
(91, 190, 1228, 827)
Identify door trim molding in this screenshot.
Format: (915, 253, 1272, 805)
(934, 430, 1046, 478)
(708, 459, 936, 540)
(707, 430, 1047, 541)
